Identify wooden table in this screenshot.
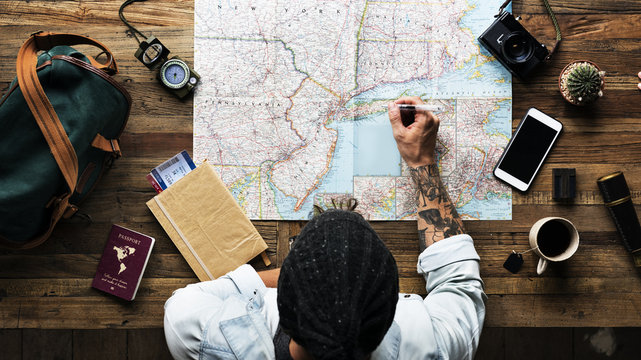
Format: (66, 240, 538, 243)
(1, 0, 641, 351)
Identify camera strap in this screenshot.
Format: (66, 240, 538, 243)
(496, 0, 512, 15)
(495, 0, 562, 61)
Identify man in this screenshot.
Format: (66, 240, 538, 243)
(164, 97, 486, 359)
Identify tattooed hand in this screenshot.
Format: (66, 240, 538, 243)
(388, 97, 465, 250)
(388, 96, 439, 167)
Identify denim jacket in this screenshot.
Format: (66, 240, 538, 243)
(164, 234, 486, 359)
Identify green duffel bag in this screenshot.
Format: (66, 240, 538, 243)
(0, 32, 131, 249)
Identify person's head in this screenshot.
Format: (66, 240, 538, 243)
(277, 210, 399, 360)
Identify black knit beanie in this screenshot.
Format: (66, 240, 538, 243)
(277, 210, 399, 360)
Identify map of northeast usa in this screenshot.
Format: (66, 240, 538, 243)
(193, 0, 513, 220)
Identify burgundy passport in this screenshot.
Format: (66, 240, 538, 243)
(92, 225, 155, 301)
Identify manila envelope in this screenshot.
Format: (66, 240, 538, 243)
(147, 160, 268, 281)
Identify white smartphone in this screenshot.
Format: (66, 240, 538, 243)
(494, 108, 563, 191)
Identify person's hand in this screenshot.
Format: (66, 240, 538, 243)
(388, 96, 439, 168)
(638, 71, 641, 91)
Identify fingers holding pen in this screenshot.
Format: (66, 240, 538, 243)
(414, 108, 439, 128)
(391, 97, 429, 128)
(387, 99, 439, 131)
(387, 101, 404, 131)
(387, 97, 440, 167)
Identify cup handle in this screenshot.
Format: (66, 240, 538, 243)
(536, 258, 548, 275)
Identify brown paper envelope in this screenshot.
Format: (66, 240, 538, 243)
(147, 161, 267, 281)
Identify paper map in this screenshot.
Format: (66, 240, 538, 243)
(194, 0, 512, 220)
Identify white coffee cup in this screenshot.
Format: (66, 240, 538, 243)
(529, 217, 580, 275)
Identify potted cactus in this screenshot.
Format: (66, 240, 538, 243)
(558, 61, 605, 106)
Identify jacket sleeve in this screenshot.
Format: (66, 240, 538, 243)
(163, 265, 266, 359)
(418, 234, 487, 360)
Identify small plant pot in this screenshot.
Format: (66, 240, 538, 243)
(558, 60, 605, 106)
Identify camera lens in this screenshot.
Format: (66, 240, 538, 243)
(501, 32, 534, 64)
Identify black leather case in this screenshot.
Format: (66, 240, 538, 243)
(597, 172, 641, 266)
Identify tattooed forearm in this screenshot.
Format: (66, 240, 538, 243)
(410, 164, 465, 249)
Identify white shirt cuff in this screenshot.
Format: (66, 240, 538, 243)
(226, 264, 267, 296)
(417, 234, 480, 274)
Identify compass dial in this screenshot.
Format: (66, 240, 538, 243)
(160, 59, 190, 89)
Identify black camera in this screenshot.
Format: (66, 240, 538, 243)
(479, 11, 549, 80)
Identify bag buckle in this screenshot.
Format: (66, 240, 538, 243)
(91, 134, 122, 158)
(45, 193, 70, 209)
(63, 205, 79, 219)
(110, 139, 122, 158)
(45, 195, 62, 209)
(31, 31, 55, 50)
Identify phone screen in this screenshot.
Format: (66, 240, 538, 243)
(498, 115, 559, 183)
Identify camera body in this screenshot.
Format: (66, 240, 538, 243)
(478, 11, 549, 80)
(134, 36, 200, 99)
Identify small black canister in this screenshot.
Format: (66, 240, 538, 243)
(597, 171, 641, 267)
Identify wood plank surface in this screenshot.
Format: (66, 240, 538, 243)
(73, 329, 127, 360)
(0, 329, 21, 359)
(22, 329, 72, 359)
(1, 0, 641, 334)
(127, 328, 174, 360)
(505, 328, 573, 360)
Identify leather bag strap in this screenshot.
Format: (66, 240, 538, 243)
(31, 31, 118, 74)
(17, 33, 79, 197)
(91, 133, 122, 158)
(17, 32, 119, 193)
(12, 32, 118, 249)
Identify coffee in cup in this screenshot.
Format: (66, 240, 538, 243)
(529, 217, 580, 275)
